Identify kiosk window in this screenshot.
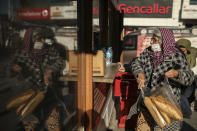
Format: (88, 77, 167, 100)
(190, 0, 197, 5)
(123, 35, 137, 50)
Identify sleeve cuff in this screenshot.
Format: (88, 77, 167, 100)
(124, 64, 131, 72)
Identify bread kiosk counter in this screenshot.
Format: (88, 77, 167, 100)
(59, 63, 118, 130)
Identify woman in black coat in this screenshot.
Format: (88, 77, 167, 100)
(118, 28, 194, 130)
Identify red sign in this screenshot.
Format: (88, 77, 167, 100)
(17, 8, 50, 20)
(116, 0, 173, 18)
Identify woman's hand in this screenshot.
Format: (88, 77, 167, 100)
(165, 69, 179, 78)
(117, 62, 125, 72)
(137, 73, 146, 89)
(44, 70, 53, 85)
(12, 64, 22, 72)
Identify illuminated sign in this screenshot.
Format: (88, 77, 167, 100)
(50, 1, 77, 19)
(117, 0, 173, 18)
(17, 8, 50, 20)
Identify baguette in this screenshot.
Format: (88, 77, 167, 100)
(160, 111, 171, 125)
(16, 103, 26, 115)
(6, 89, 35, 110)
(20, 91, 45, 118)
(144, 97, 166, 128)
(151, 96, 183, 121)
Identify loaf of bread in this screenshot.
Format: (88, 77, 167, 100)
(144, 97, 167, 128)
(160, 110, 171, 125)
(20, 91, 45, 118)
(16, 103, 25, 115)
(151, 96, 183, 121)
(6, 89, 35, 110)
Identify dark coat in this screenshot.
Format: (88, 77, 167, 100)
(127, 48, 194, 131)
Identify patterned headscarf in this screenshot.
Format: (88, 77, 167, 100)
(22, 28, 47, 63)
(149, 28, 178, 68)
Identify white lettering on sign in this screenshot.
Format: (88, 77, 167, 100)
(19, 12, 41, 16)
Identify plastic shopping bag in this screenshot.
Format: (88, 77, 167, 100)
(143, 78, 183, 128)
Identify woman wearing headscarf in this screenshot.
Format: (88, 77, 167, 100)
(177, 38, 197, 118)
(118, 28, 194, 130)
(177, 38, 197, 68)
(11, 27, 64, 131)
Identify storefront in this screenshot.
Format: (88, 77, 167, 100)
(0, 0, 123, 131)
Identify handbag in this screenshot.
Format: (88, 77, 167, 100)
(136, 112, 151, 131)
(45, 108, 61, 131)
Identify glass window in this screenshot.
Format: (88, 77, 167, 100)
(190, 0, 197, 5)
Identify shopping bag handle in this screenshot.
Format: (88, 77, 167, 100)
(140, 88, 145, 98)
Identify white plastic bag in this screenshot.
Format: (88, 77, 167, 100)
(143, 78, 183, 128)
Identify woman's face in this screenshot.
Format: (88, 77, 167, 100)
(150, 35, 162, 52)
(33, 35, 45, 49)
(150, 36, 160, 45)
(180, 47, 187, 54)
(34, 35, 45, 43)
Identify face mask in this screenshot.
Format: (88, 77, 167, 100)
(33, 42, 44, 49)
(151, 44, 161, 52)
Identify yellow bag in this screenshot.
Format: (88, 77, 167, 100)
(45, 108, 60, 131)
(136, 112, 151, 131)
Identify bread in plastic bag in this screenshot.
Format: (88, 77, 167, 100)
(143, 78, 183, 128)
(144, 97, 167, 128)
